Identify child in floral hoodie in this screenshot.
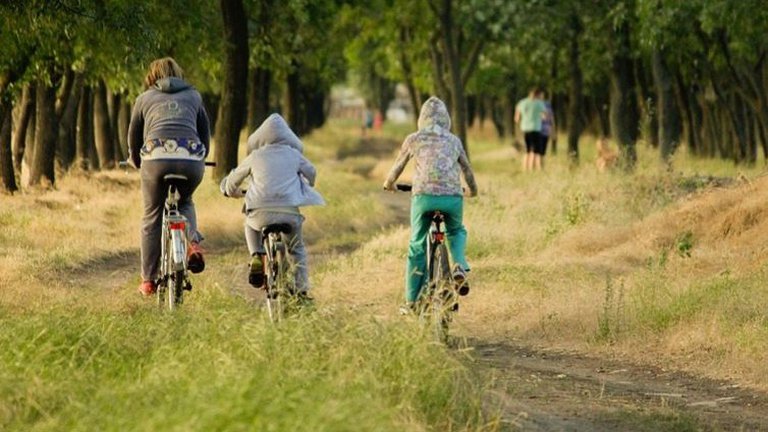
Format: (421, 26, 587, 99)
(383, 97, 478, 311)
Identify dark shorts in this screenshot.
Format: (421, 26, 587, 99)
(524, 131, 547, 155)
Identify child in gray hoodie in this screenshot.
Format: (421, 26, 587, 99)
(221, 114, 324, 296)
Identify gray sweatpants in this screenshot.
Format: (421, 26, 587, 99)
(140, 159, 205, 281)
(243, 211, 309, 293)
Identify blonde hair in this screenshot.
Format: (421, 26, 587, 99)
(144, 57, 184, 88)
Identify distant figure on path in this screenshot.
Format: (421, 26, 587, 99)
(540, 90, 556, 155)
(361, 105, 373, 137)
(514, 87, 548, 171)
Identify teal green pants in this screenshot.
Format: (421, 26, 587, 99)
(406, 194, 468, 302)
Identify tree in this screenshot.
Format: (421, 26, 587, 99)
(213, 0, 249, 180)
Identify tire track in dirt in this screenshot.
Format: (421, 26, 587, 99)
(471, 341, 768, 431)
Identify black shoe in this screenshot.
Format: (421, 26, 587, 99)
(248, 255, 265, 288)
(296, 291, 315, 307)
(452, 265, 470, 296)
(187, 243, 205, 274)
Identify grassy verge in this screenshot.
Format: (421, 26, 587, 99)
(0, 292, 489, 431)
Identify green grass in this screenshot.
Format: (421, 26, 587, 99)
(0, 291, 489, 431)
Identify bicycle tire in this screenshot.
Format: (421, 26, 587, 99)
(168, 270, 184, 311)
(264, 236, 284, 322)
(157, 232, 171, 310)
(430, 244, 452, 343)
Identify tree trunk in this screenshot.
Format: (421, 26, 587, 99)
(12, 83, 34, 175)
(56, 72, 83, 170)
(434, 0, 469, 156)
(76, 85, 94, 171)
(93, 79, 115, 169)
(285, 66, 303, 135)
(652, 49, 682, 163)
(214, 0, 249, 180)
(428, 34, 451, 106)
(635, 57, 658, 148)
(608, 22, 639, 170)
(304, 85, 327, 133)
(56, 68, 74, 118)
(117, 98, 131, 160)
(28, 80, 59, 187)
(566, 10, 584, 163)
(0, 98, 17, 193)
(108, 91, 125, 161)
(398, 25, 421, 128)
(675, 74, 702, 156)
(247, 66, 271, 132)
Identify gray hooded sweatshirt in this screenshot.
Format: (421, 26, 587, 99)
(128, 77, 210, 168)
(221, 114, 324, 210)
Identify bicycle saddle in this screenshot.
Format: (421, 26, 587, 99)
(262, 223, 293, 235)
(162, 173, 189, 188)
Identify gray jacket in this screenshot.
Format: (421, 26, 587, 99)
(128, 77, 210, 167)
(221, 115, 324, 210)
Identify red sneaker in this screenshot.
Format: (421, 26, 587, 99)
(139, 280, 156, 296)
(188, 242, 205, 274)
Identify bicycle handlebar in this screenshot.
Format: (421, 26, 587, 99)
(118, 160, 216, 169)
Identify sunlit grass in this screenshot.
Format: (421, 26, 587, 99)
(3, 116, 768, 430)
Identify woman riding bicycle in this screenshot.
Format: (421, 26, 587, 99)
(128, 57, 210, 296)
(220, 113, 325, 300)
(383, 96, 478, 313)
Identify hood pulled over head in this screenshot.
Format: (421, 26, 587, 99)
(417, 96, 451, 131)
(247, 113, 303, 153)
(153, 77, 192, 93)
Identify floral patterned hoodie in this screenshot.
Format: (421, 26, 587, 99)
(384, 97, 477, 196)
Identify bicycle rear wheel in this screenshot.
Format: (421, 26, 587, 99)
(168, 270, 184, 311)
(430, 244, 452, 343)
(265, 240, 287, 322)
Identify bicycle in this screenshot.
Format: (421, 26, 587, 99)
(121, 160, 214, 311)
(260, 223, 296, 322)
(395, 183, 461, 342)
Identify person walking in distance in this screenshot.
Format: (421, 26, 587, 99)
(383, 96, 478, 313)
(128, 57, 210, 297)
(540, 90, 557, 155)
(514, 87, 548, 171)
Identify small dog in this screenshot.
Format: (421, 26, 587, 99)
(595, 137, 619, 172)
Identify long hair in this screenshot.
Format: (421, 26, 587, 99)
(144, 57, 184, 89)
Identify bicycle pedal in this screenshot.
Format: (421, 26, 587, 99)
(183, 282, 192, 291)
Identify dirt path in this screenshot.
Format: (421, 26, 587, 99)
(471, 340, 768, 431)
